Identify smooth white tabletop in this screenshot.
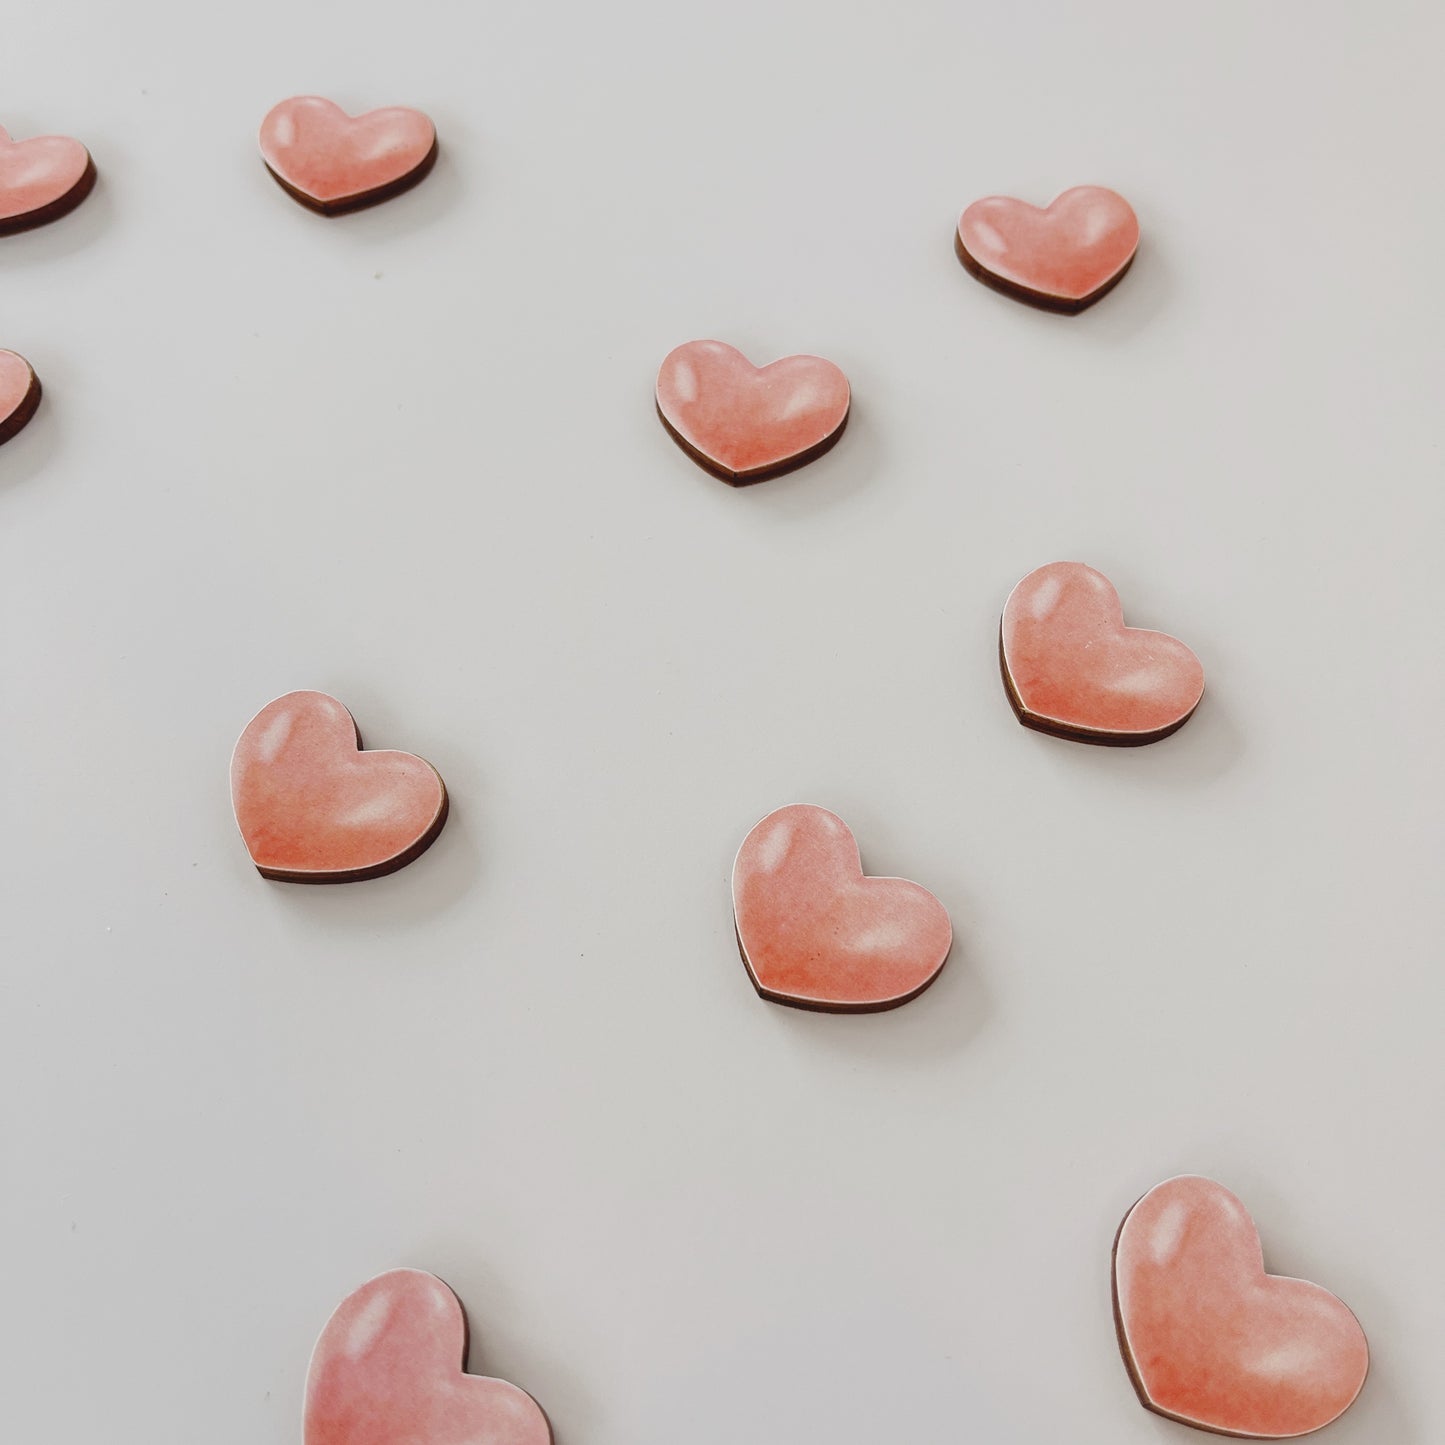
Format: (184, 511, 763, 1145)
(3, 3, 1441, 1442)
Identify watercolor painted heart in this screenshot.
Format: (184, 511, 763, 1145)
(259, 96, 438, 214)
(230, 690, 448, 882)
(655, 339, 850, 483)
(956, 186, 1139, 312)
(0, 350, 41, 446)
(1000, 561, 1204, 744)
(1113, 1176, 1369, 1438)
(732, 804, 952, 1012)
(0, 123, 95, 235)
(305, 1269, 552, 1445)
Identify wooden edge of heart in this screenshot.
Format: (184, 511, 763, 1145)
(733, 922, 949, 1013)
(306, 1270, 556, 1445)
(997, 624, 1201, 747)
(953, 226, 1135, 315)
(0, 151, 96, 237)
(238, 706, 450, 883)
(654, 397, 850, 485)
(263, 135, 439, 217)
(1109, 1187, 1371, 1440)
(0, 359, 42, 446)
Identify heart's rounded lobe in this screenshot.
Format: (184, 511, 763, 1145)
(0, 350, 41, 445)
(656, 340, 850, 482)
(305, 1270, 552, 1445)
(1000, 561, 1203, 743)
(259, 97, 437, 213)
(1113, 1176, 1369, 1438)
(230, 690, 448, 881)
(732, 804, 952, 1011)
(0, 125, 95, 234)
(956, 186, 1138, 311)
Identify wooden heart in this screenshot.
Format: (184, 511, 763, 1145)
(732, 804, 952, 1012)
(956, 186, 1139, 311)
(0, 350, 41, 445)
(655, 340, 850, 483)
(230, 690, 448, 882)
(259, 96, 438, 214)
(1113, 1176, 1369, 1438)
(1000, 561, 1204, 744)
(305, 1270, 552, 1445)
(0, 123, 95, 234)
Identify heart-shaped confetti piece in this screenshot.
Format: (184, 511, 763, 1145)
(230, 690, 448, 882)
(1113, 1175, 1369, 1438)
(655, 340, 850, 482)
(732, 803, 952, 1011)
(259, 96, 437, 214)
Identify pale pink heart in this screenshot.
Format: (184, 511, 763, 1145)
(655, 339, 850, 482)
(305, 1270, 552, 1445)
(259, 96, 437, 213)
(1114, 1176, 1369, 1438)
(956, 186, 1139, 310)
(0, 349, 41, 445)
(0, 124, 94, 232)
(1000, 561, 1204, 743)
(230, 691, 448, 882)
(732, 804, 952, 1011)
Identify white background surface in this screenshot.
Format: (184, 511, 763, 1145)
(3, 3, 1442, 1441)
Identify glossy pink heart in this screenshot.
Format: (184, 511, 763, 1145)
(956, 186, 1139, 311)
(0, 349, 41, 445)
(655, 340, 850, 482)
(1114, 1176, 1369, 1438)
(259, 96, 438, 214)
(1000, 561, 1204, 744)
(0, 124, 94, 234)
(305, 1270, 552, 1445)
(732, 804, 952, 1012)
(230, 691, 448, 882)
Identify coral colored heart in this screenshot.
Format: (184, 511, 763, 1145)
(230, 690, 448, 882)
(655, 340, 850, 483)
(1113, 1176, 1369, 1438)
(305, 1270, 552, 1445)
(732, 804, 952, 1012)
(1000, 561, 1204, 744)
(955, 186, 1139, 311)
(0, 350, 41, 446)
(259, 96, 437, 214)
(0, 124, 95, 234)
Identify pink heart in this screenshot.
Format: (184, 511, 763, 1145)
(0, 124, 94, 234)
(732, 804, 952, 1012)
(230, 691, 448, 882)
(956, 186, 1139, 311)
(305, 1270, 552, 1445)
(259, 96, 437, 214)
(1114, 1176, 1369, 1438)
(1000, 561, 1204, 744)
(0, 350, 40, 446)
(655, 340, 850, 482)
